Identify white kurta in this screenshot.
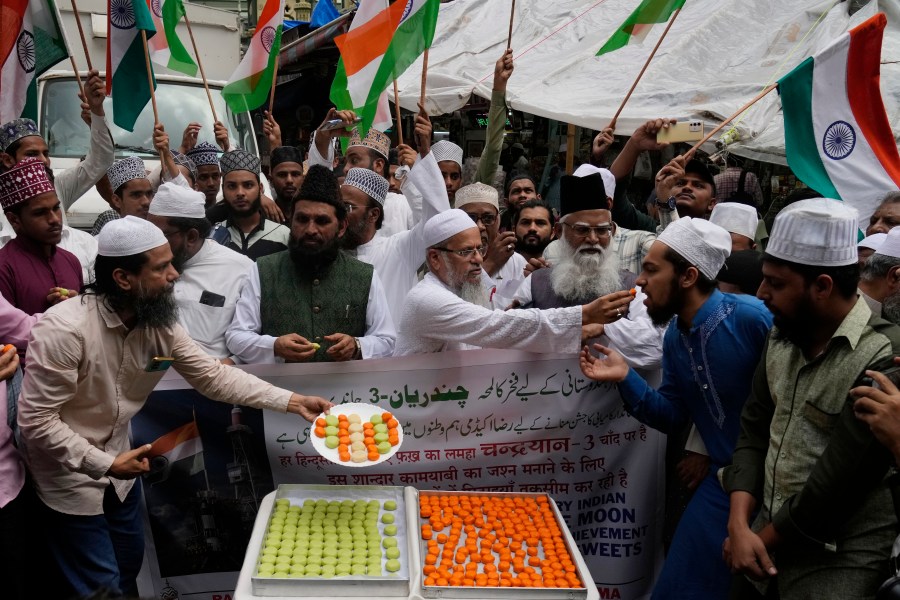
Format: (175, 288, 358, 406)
(393, 272, 583, 356)
(353, 153, 449, 324)
(488, 252, 527, 309)
(226, 265, 396, 363)
(174, 240, 254, 359)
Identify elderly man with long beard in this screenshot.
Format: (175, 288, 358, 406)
(512, 173, 663, 369)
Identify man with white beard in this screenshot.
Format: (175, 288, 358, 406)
(393, 209, 635, 356)
(859, 226, 900, 323)
(513, 172, 662, 369)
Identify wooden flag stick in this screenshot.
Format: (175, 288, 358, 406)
(607, 7, 682, 132)
(507, 0, 516, 49)
(686, 83, 778, 157)
(393, 79, 404, 146)
(69, 56, 86, 100)
(419, 49, 429, 109)
(269, 54, 280, 114)
(183, 12, 219, 123)
(140, 30, 159, 125)
(70, 0, 93, 71)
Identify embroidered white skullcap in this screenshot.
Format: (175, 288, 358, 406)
(149, 182, 206, 219)
(107, 156, 147, 192)
(766, 198, 858, 267)
(454, 182, 499, 210)
(423, 209, 478, 248)
(432, 141, 463, 167)
(710, 202, 758, 241)
(657, 217, 731, 280)
(874, 229, 900, 259)
(573, 163, 616, 200)
(342, 167, 388, 205)
(860, 232, 887, 252)
(97, 215, 167, 257)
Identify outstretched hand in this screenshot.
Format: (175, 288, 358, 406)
(579, 343, 629, 383)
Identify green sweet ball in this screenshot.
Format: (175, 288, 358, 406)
(368, 499, 380, 509)
(325, 414, 339, 427)
(370, 414, 383, 425)
(383, 500, 397, 511)
(304, 564, 322, 576)
(322, 556, 338, 567)
(291, 556, 307, 566)
(385, 559, 401, 573)
(374, 423, 388, 434)
(257, 566, 274, 576)
(259, 555, 276, 566)
(274, 563, 290, 573)
(335, 564, 351, 576)
(377, 441, 392, 454)
(381, 513, 395, 524)
(288, 504, 302, 513)
(368, 564, 383, 576)
(351, 565, 367, 576)
(324, 425, 340, 437)
(275, 499, 290, 508)
(323, 547, 338, 558)
(385, 547, 400, 560)
(272, 572, 289, 579)
(324, 436, 340, 449)
(383, 525, 397, 537)
(373, 432, 389, 444)
(382, 538, 398, 549)
(351, 554, 367, 565)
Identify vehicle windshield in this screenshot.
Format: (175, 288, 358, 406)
(40, 77, 256, 159)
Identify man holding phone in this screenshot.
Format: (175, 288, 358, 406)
(653, 155, 718, 232)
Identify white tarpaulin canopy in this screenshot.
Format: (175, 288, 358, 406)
(396, 0, 900, 165)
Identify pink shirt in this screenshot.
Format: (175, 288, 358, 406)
(0, 294, 39, 508)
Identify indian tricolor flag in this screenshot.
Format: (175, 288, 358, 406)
(779, 12, 900, 227)
(330, 0, 440, 134)
(222, 0, 284, 113)
(596, 0, 686, 56)
(146, 0, 198, 76)
(147, 420, 205, 479)
(107, 0, 157, 132)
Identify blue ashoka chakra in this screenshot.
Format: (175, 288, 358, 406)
(261, 26, 276, 53)
(822, 120, 856, 161)
(151, 0, 162, 18)
(110, 0, 136, 29)
(17, 31, 36, 73)
(400, 0, 414, 22)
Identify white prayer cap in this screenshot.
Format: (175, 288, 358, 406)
(423, 209, 478, 248)
(454, 182, 499, 210)
(149, 183, 206, 219)
(343, 167, 388, 205)
(432, 141, 463, 167)
(657, 217, 731, 280)
(97, 215, 168, 257)
(766, 198, 858, 267)
(573, 164, 616, 200)
(710, 202, 758, 241)
(875, 229, 900, 258)
(860, 232, 887, 252)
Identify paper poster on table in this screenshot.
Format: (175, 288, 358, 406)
(133, 350, 666, 600)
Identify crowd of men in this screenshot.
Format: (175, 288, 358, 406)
(2, 52, 900, 600)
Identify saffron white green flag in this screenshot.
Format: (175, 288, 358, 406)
(222, 0, 284, 113)
(146, 0, 198, 76)
(1, 0, 69, 123)
(330, 0, 440, 134)
(778, 12, 900, 227)
(107, 0, 157, 132)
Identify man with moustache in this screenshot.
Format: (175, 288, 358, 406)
(865, 191, 900, 236)
(393, 209, 634, 356)
(269, 146, 305, 218)
(579, 217, 772, 600)
(226, 165, 395, 363)
(723, 199, 900, 599)
(212, 150, 290, 261)
(512, 199, 554, 262)
(859, 227, 900, 322)
(653, 155, 719, 231)
(0, 158, 82, 314)
(16, 216, 331, 598)
(91, 156, 156, 236)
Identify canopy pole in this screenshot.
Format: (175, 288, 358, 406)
(686, 83, 778, 158)
(507, 0, 516, 49)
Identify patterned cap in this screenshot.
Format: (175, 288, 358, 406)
(220, 149, 260, 176)
(0, 118, 40, 153)
(171, 151, 198, 182)
(455, 182, 499, 210)
(432, 141, 464, 167)
(658, 217, 732, 280)
(107, 156, 148, 192)
(97, 215, 168, 258)
(343, 167, 388, 206)
(185, 141, 222, 167)
(766, 198, 858, 267)
(348, 128, 390, 160)
(0, 157, 55, 210)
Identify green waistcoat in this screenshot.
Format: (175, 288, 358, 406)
(257, 250, 373, 362)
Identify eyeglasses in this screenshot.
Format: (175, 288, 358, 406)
(345, 203, 362, 213)
(464, 212, 497, 226)
(433, 245, 486, 258)
(563, 223, 613, 239)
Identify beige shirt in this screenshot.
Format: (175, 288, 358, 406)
(18, 294, 293, 516)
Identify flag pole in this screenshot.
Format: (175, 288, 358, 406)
(393, 80, 404, 146)
(68, 56, 86, 100)
(268, 54, 280, 115)
(419, 49, 429, 109)
(140, 30, 160, 125)
(685, 83, 778, 158)
(183, 12, 219, 122)
(507, 0, 516, 48)
(69, 0, 94, 71)
(607, 7, 682, 132)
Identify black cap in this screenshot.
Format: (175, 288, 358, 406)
(685, 159, 717, 195)
(271, 146, 304, 168)
(559, 173, 607, 217)
(717, 250, 763, 296)
(296, 164, 340, 205)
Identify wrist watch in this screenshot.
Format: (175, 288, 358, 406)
(657, 195, 676, 211)
(353, 337, 362, 360)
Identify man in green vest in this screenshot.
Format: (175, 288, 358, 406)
(225, 165, 395, 363)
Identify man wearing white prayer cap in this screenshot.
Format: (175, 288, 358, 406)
(580, 217, 773, 600)
(859, 229, 900, 321)
(17, 214, 331, 598)
(393, 209, 635, 356)
(148, 183, 253, 359)
(857, 231, 886, 271)
(431, 140, 464, 203)
(339, 123, 451, 325)
(710, 202, 758, 251)
(724, 198, 900, 598)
